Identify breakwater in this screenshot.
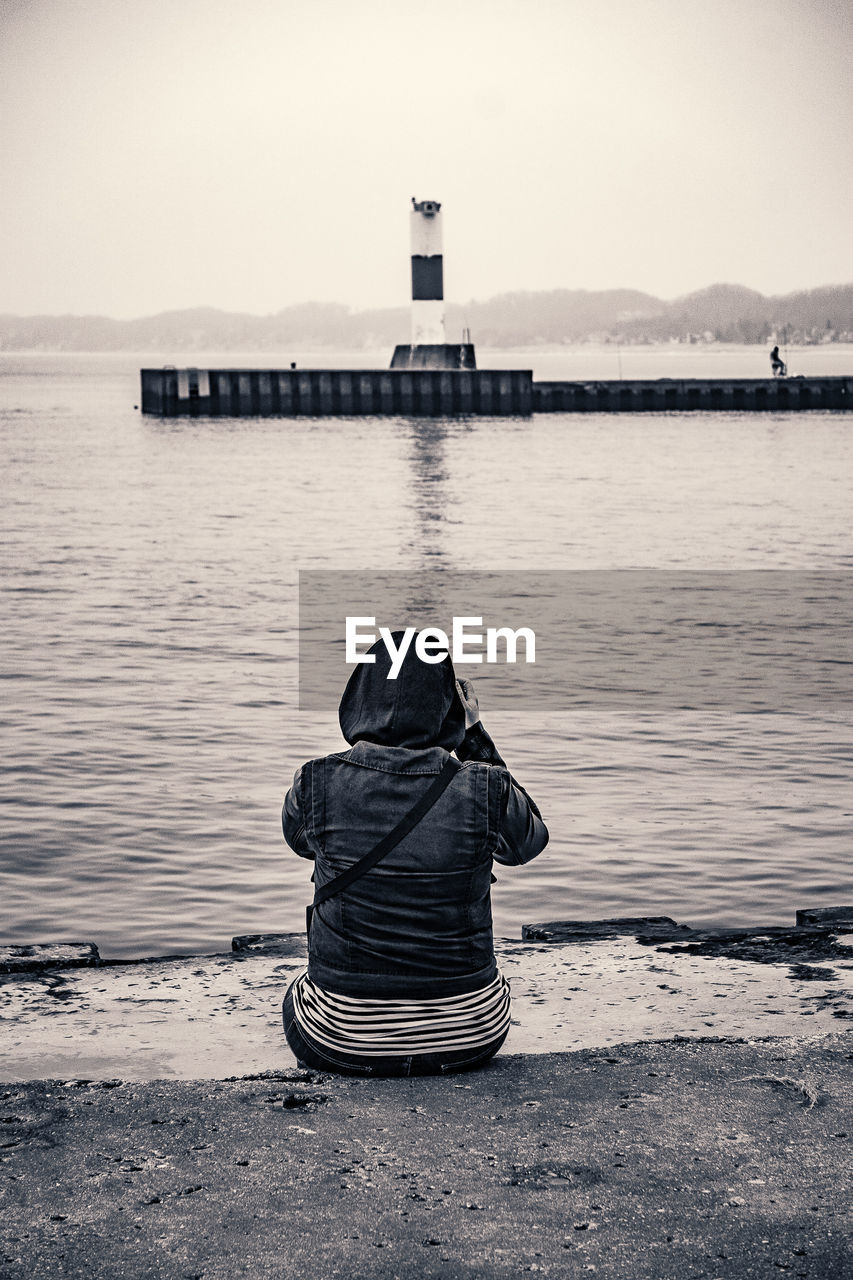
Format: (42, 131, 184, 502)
(140, 367, 852, 416)
(140, 367, 532, 417)
(534, 374, 853, 413)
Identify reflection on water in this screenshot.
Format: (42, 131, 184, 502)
(407, 416, 452, 566)
(1, 351, 853, 957)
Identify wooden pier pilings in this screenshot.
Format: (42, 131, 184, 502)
(140, 368, 852, 417)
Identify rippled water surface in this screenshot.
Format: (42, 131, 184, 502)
(2, 349, 852, 957)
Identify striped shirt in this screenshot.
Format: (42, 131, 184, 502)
(291, 969, 511, 1057)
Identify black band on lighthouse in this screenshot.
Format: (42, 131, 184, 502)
(411, 255, 443, 301)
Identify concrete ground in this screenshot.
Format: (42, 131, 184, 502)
(2, 1037, 851, 1279)
(2, 916, 852, 1278)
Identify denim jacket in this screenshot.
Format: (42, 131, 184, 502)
(282, 640, 548, 1000)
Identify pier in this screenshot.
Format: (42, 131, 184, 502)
(141, 368, 852, 417)
(534, 374, 853, 413)
(140, 367, 533, 417)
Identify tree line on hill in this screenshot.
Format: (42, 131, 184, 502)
(1, 283, 852, 351)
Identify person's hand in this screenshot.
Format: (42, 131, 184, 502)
(456, 678, 481, 730)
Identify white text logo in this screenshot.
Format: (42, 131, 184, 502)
(345, 617, 536, 679)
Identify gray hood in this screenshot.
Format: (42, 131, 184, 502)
(338, 632, 466, 752)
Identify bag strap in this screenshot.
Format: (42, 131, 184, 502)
(311, 756, 462, 910)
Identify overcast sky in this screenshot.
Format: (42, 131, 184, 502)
(1, 0, 851, 318)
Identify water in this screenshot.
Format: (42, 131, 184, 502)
(2, 348, 852, 958)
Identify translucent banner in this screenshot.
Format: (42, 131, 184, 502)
(298, 570, 853, 714)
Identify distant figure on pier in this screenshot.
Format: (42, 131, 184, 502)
(770, 346, 787, 377)
(281, 639, 548, 1077)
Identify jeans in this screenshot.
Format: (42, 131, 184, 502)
(282, 980, 508, 1078)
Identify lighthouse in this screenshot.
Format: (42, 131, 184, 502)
(390, 197, 476, 370)
(410, 198, 445, 346)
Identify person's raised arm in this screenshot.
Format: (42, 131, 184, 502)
(281, 765, 315, 860)
(454, 678, 549, 865)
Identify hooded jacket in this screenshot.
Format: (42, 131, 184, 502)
(282, 639, 549, 999)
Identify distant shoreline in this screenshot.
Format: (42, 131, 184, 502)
(2, 282, 853, 352)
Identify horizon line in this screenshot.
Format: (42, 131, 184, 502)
(3, 279, 853, 324)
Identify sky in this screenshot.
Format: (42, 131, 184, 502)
(1, 0, 851, 318)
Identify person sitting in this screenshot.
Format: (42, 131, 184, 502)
(281, 634, 549, 1077)
(770, 345, 787, 377)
